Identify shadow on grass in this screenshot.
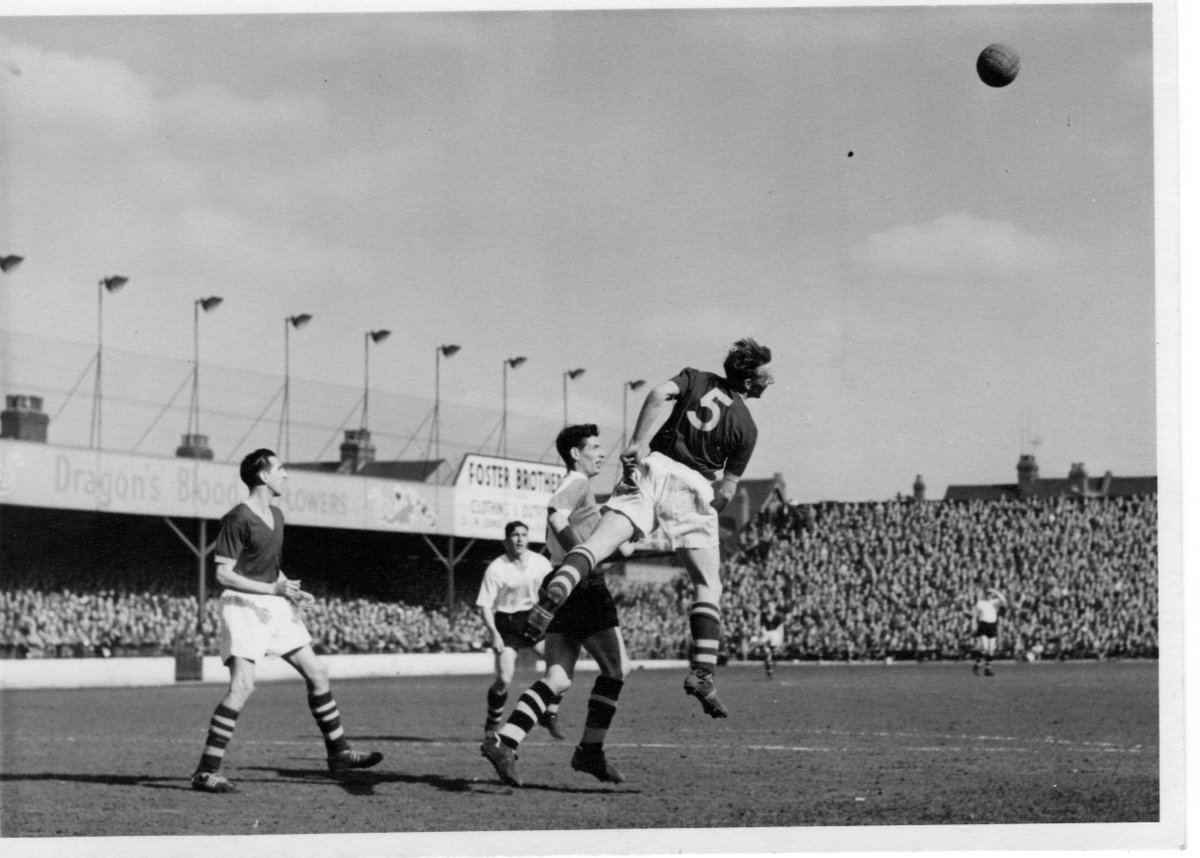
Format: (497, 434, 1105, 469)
(0, 766, 639, 799)
(256, 765, 638, 797)
(0, 772, 194, 791)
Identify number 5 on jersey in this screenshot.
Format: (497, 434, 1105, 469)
(687, 388, 733, 432)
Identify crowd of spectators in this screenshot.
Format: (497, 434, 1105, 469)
(0, 586, 490, 659)
(1, 494, 1157, 663)
(720, 493, 1158, 662)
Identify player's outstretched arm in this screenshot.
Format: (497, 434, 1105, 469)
(711, 472, 741, 513)
(277, 573, 315, 604)
(478, 605, 504, 652)
(547, 509, 581, 553)
(621, 379, 679, 468)
(214, 557, 307, 601)
(213, 556, 292, 597)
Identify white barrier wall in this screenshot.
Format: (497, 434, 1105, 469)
(0, 656, 179, 689)
(0, 653, 491, 689)
(0, 654, 689, 689)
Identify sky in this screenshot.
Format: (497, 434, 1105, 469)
(0, 0, 1168, 504)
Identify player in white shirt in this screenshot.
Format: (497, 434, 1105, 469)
(971, 587, 1008, 676)
(759, 599, 785, 679)
(476, 521, 553, 739)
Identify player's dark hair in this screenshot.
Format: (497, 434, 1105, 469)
(504, 520, 528, 538)
(239, 448, 277, 490)
(556, 423, 599, 469)
(723, 337, 772, 386)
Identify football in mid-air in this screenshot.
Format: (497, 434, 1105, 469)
(976, 43, 1020, 87)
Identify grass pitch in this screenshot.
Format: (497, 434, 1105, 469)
(0, 659, 1158, 845)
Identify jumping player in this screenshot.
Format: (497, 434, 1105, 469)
(972, 586, 1009, 676)
(521, 338, 773, 719)
(190, 449, 382, 793)
(476, 521, 558, 741)
(481, 425, 635, 786)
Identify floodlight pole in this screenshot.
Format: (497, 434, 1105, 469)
(280, 314, 312, 460)
(91, 275, 128, 450)
(501, 356, 526, 458)
(563, 368, 585, 426)
(188, 296, 223, 439)
(362, 330, 391, 433)
(623, 379, 645, 450)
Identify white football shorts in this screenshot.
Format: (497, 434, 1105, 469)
(603, 451, 719, 550)
(219, 591, 312, 663)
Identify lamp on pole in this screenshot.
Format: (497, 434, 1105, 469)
(362, 329, 391, 432)
(501, 356, 526, 458)
(91, 275, 128, 450)
(563, 367, 585, 426)
(187, 296, 223, 441)
(279, 313, 313, 461)
(0, 255, 23, 273)
(622, 379, 646, 450)
(433, 343, 461, 464)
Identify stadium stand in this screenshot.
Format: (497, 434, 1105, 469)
(1, 494, 1156, 663)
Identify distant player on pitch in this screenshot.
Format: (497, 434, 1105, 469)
(759, 599, 786, 679)
(190, 448, 382, 793)
(482, 424, 635, 786)
(971, 586, 1009, 676)
(475, 520, 562, 741)
(521, 338, 774, 719)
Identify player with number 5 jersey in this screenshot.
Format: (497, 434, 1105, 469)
(520, 338, 773, 720)
(648, 366, 758, 481)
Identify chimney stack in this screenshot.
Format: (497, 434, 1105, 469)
(176, 433, 214, 460)
(1017, 454, 1038, 498)
(1, 395, 49, 442)
(339, 428, 376, 474)
(1068, 462, 1088, 496)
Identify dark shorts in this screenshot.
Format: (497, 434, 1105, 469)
(976, 621, 998, 639)
(546, 574, 620, 644)
(494, 611, 534, 650)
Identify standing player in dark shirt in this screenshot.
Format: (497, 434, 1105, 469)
(521, 339, 773, 719)
(189, 448, 382, 793)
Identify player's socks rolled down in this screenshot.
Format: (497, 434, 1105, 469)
(581, 676, 624, 745)
(198, 703, 240, 773)
(485, 687, 508, 733)
(688, 601, 722, 671)
(308, 691, 350, 756)
(498, 680, 555, 750)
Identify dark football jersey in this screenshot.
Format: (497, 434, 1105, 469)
(213, 503, 284, 584)
(648, 367, 758, 480)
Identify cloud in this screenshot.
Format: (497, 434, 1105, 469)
(1, 34, 327, 143)
(1, 37, 153, 132)
(856, 213, 1077, 280)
